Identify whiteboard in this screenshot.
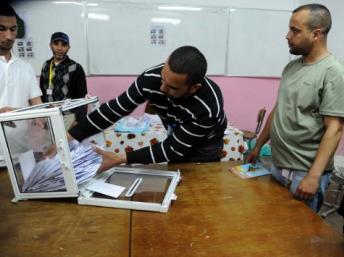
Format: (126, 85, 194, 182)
(226, 8, 291, 77)
(12, 1, 88, 75)
(86, 2, 229, 75)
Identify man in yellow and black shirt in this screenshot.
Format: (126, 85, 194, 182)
(39, 32, 87, 121)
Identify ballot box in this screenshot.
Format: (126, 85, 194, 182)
(0, 98, 180, 213)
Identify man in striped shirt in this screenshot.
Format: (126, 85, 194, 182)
(69, 46, 227, 169)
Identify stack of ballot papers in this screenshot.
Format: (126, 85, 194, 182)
(22, 140, 102, 192)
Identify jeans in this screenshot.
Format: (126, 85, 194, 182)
(270, 164, 330, 212)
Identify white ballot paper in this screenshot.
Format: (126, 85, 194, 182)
(22, 140, 102, 192)
(86, 181, 125, 198)
(18, 150, 36, 182)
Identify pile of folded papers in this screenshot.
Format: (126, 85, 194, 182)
(23, 141, 101, 192)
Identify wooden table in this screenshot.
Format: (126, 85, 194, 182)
(0, 170, 130, 257)
(1, 162, 343, 257)
(130, 162, 344, 257)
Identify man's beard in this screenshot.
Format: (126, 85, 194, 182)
(0, 41, 14, 52)
(53, 51, 66, 61)
(288, 42, 311, 56)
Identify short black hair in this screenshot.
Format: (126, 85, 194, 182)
(0, 3, 17, 17)
(293, 4, 332, 35)
(168, 46, 207, 85)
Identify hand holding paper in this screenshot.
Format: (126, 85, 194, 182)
(93, 146, 127, 173)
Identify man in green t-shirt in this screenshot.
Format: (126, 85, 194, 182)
(248, 4, 344, 212)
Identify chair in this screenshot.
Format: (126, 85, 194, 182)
(242, 108, 266, 150)
(321, 167, 344, 218)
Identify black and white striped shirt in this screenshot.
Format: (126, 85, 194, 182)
(69, 64, 227, 164)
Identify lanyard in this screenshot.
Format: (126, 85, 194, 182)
(48, 61, 54, 89)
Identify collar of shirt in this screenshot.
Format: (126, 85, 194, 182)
(49, 55, 69, 67)
(0, 52, 18, 64)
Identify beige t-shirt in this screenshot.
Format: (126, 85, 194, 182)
(271, 54, 344, 171)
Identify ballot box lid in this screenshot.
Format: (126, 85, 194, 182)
(78, 167, 180, 213)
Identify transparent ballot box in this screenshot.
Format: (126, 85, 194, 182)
(0, 97, 180, 213)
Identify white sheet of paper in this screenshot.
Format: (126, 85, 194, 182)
(87, 180, 125, 198)
(22, 142, 101, 192)
(18, 150, 36, 181)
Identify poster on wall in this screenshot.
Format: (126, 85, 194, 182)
(150, 25, 165, 46)
(15, 38, 34, 58)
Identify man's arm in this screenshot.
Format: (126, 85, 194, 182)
(296, 116, 344, 200)
(29, 96, 42, 106)
(69, 74, 148, 142)
(0, 107, 15, 113)
(28, 96, 45, 128)
(246, 105, 276, 163)
(0, 96, 42, 113)
(91, 117, 220, 172)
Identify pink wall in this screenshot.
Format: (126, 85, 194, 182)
(87, 76, 146, 116)
(87, 76, 278, 131)
(86, 76, 344, 155)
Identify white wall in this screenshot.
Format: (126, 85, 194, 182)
(299, 0, 344, 59)
(86, 0, 296, 10)
(12, 0, 297, 76)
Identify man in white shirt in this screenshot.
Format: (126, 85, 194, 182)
(0, 3, 42, 167)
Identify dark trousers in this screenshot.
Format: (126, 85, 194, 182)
(338, 197, 344, 217)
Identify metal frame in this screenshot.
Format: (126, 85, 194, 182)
(6, 97, 99, 114)
(0, 97, 99, 201)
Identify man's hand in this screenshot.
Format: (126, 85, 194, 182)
(43, 144, 57, 159)
(0, 106, 15, 113)
(93, 147, 126, 173)
(32, 118, 47, 129)
(43, 133, 76, 159)
(0, 106, 17, 127)
(246, 146, 260, 163)
(294, 174, 320, 201)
